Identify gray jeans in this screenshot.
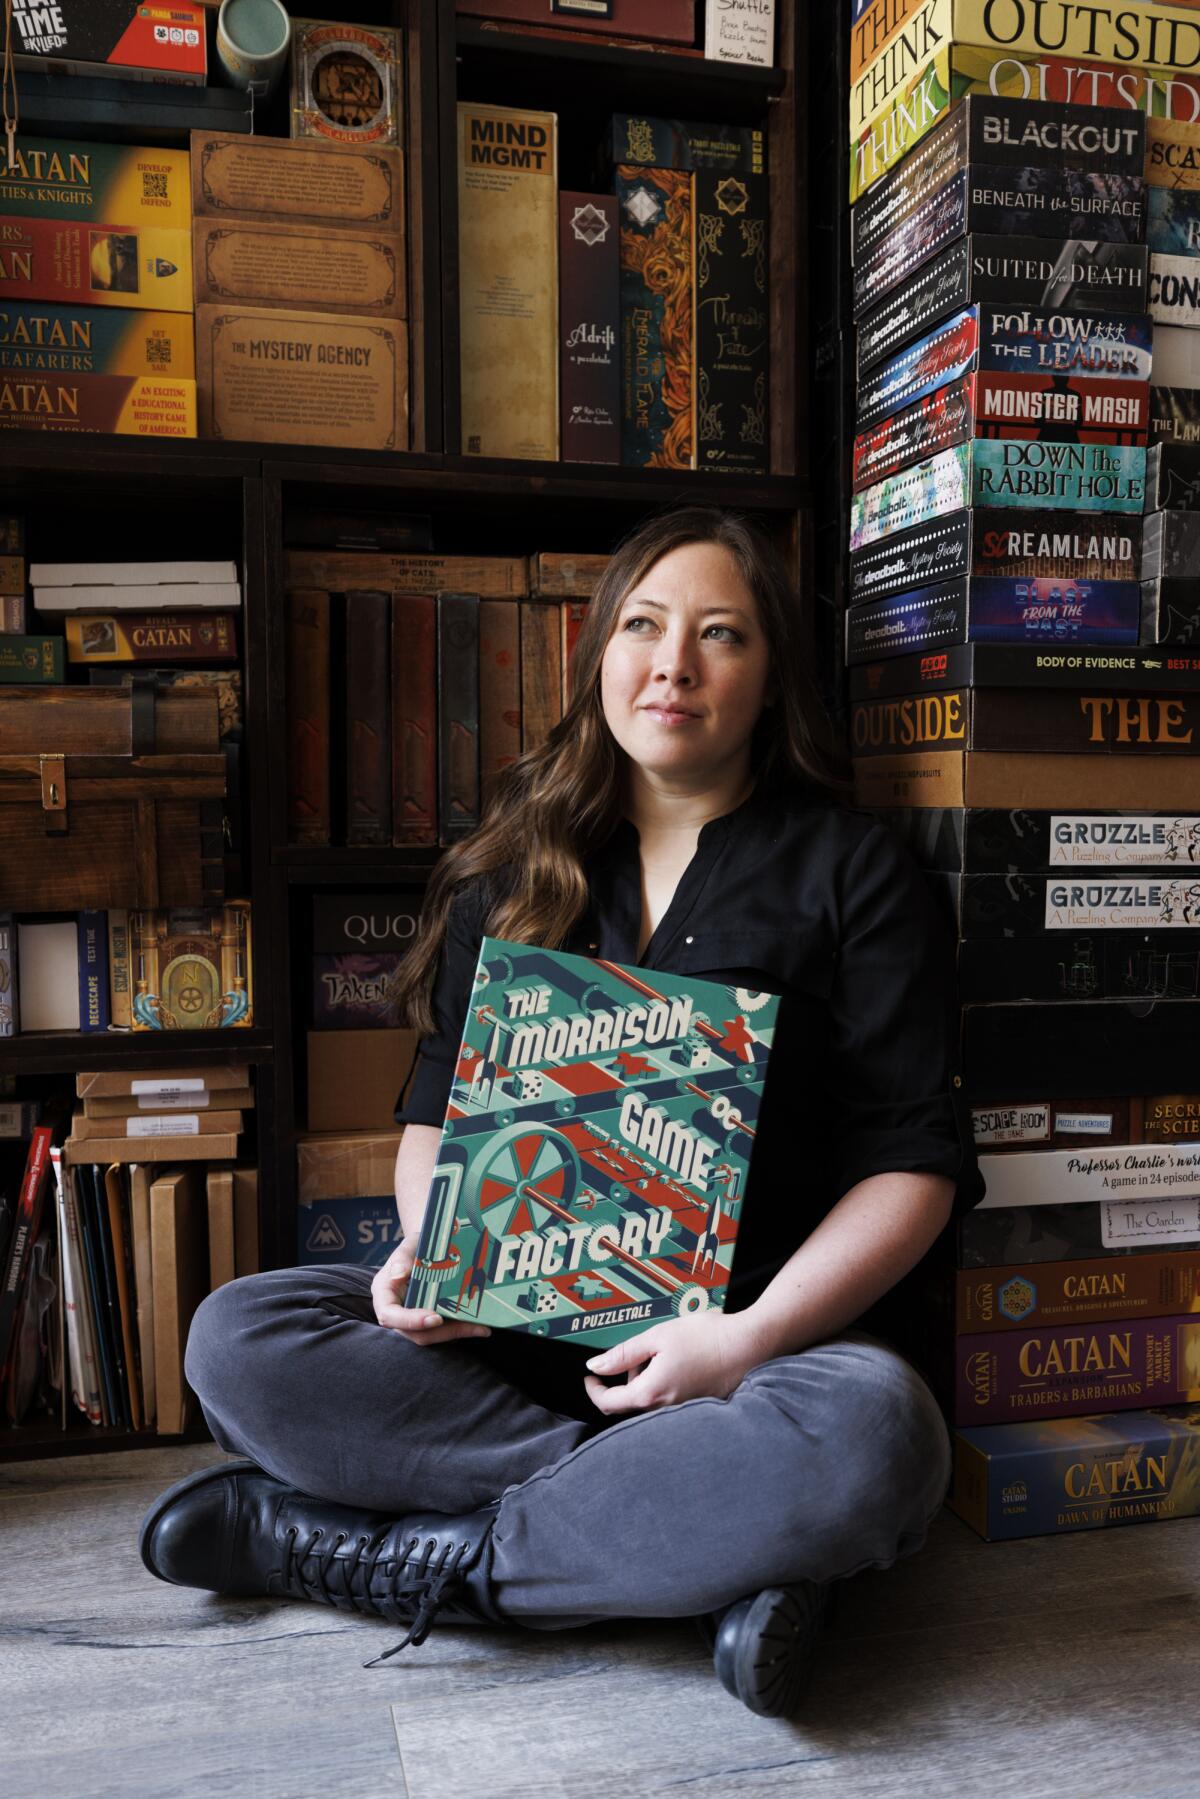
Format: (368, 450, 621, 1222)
(185, 1265, 951, 1629)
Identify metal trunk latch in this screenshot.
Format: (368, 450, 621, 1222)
(39, 754, 68, 834)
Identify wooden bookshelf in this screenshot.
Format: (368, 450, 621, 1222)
(0, 0, 822, 1460)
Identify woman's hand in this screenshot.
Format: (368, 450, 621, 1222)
(370, 1240, 491, 1347)
(582, 1311, 766, 1415)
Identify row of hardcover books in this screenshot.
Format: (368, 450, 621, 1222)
(284, 548, 607, 849)
(0, 904, 254, 1037)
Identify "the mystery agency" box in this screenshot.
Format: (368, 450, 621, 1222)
(195, 304, 409, 451)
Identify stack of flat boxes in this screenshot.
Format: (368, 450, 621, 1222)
(846, 7, 1200, 1543)
(189, 132, 409, 455)
(0, 138, 196, 436)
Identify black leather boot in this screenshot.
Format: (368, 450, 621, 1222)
(139, 1459, 507, 1662)
(698, 1580, 830, 1717)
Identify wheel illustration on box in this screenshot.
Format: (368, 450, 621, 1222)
(672, 1285, 710, 1316)
(468, 1122, 582, 1238)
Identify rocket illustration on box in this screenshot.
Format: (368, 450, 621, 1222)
(406, 937, 778, 1348)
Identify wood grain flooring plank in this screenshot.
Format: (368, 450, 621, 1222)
(3, 1448, 1199, 1799)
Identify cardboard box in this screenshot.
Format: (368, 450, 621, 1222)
(0, 374, 197, 438)
(853, 750, 1200, 810)
(296, 1129, 404, 1267)
(65, 1132, 239, 1164)
(0, 304, 196, 379)
(193, 218, 405, 318)
(69, 1109, 244, 1141)
(195, 304, 408, 451)
(82, 1086, 254, 1119)
(191, 133, 405, 234)
(307, 1028, 417, 1133)
(0, 217, 193, 312)
(77, 1063, 250, 1098)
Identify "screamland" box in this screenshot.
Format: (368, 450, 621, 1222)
(950, 1407, 1200, 1540)
(848, 507, 1142, 603)
(406, 937, 778, 1348)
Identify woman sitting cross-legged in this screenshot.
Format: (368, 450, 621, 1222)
(139, 506, 979, 1719)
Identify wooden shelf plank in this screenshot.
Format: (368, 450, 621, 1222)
(0, 1417, 210, 1462)
(0, 434, 802, 508)
(0, 1029, 274, 1077)
(455, 20, 787, 112)
(278, 849, 441, 882)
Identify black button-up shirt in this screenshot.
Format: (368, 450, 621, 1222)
(397, 782, 981, 1332)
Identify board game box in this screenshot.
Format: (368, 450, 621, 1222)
(406, 937, 778, 1347)
(950, 1407, 1200, 1541)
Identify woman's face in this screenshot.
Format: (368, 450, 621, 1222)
(599, 540, 773, 789)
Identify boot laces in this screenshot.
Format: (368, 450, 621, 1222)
(280, 1526, 475, 1664)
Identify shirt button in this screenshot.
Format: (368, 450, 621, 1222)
(685, 935, 694, 944)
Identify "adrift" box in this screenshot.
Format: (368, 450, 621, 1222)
(0, 303, 195, 378)
(190, 132, 405, 234)
(196, 304, 409, 450)
(0, 217, 193, 312)
(192, 219, 405, 318)
(0, 137, 192, 226)
(0, 373, 196, 437)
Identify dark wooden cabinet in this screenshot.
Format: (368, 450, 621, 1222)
(0, 0, 824, 1457)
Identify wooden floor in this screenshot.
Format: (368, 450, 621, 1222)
(2, 1443, 1197, 1799)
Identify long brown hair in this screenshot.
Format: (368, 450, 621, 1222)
(397, 506, 848, 1035)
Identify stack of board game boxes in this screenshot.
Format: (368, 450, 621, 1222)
(189, 129, 409, 455)
(846, 4, 1200, 1543)
(0, 138, 197, 437)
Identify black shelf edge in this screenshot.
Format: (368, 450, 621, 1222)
(270, 453, 802, 507)
(0, 1419, 210, 1463)
(0, 1028, 275, 1077)
(279, 849, 442, 883)
(0, 435, 801, 507)
(455, 20, 788, 97)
